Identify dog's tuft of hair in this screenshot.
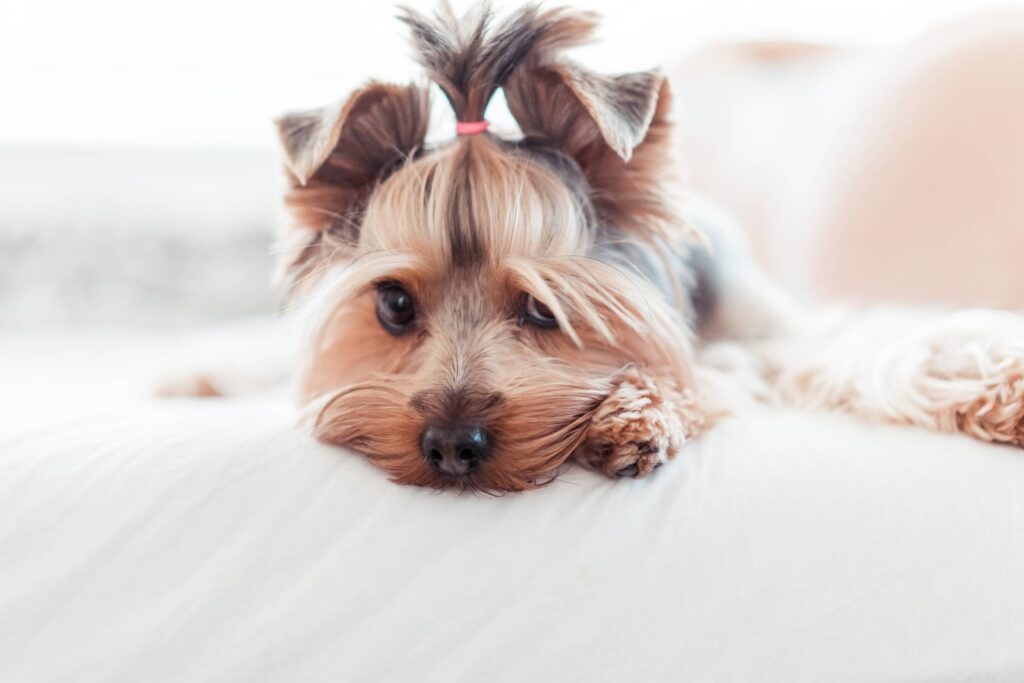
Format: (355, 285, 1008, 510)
(398, 2, 597, 123)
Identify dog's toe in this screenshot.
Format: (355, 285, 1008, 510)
(615, 463, 640, 478)
(576, 437, 669, 479)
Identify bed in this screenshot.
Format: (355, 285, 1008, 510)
(2, 331, 1023, 682)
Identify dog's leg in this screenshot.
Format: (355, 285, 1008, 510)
(152, 316, 294, 398)
(759, 308, 1024, 447)
(573, 366, 709, 478)
(707, 238, 1024, 447)
(683, 203, 1024, 448)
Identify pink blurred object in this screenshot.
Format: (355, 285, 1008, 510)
(671, 13, 1024, 309)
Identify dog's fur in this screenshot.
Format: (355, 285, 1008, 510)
(272, 3, 1024, 491)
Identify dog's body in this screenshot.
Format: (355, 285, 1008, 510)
(252, 4, 1024, 491)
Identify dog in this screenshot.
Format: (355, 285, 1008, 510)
(272, 3, 1024, 491)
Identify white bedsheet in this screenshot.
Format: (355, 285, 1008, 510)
(2, 333, 1024, 682)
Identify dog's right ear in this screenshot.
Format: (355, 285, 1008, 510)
(275, 82, 430, 291)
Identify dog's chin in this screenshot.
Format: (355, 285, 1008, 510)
(309, 377, 613, 492)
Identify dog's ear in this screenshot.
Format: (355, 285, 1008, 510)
(505, 61, 675, 238)
(275, 82, 430, 291)
(276, 81, 429, 185)
(507, 62, 666, 163)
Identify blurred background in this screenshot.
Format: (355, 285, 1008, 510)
(3, 0, 1012, 150)
(0, 0, 1022, 406)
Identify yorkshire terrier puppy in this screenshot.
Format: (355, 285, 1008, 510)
(275, 3, 1024, 491)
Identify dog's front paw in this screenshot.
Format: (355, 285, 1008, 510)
(575, 367, 705, 479)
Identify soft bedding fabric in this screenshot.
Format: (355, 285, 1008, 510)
(2, 335, 1024, 682)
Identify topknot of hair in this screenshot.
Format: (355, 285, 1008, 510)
(398, 2, 598, 122)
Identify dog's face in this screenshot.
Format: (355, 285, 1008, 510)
(276, 5, 694, 491)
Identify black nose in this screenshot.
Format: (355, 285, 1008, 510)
(420, 423, 490, 477)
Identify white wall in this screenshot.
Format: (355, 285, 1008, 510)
(0, 0, 1019, 150)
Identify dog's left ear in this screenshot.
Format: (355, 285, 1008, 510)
(505, 61, 675, 237)
(275, 82, 430, 291)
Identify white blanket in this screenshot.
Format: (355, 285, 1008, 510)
(2, 334, 1023, 682)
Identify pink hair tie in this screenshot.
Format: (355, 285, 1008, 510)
(455, 120, 489, 136)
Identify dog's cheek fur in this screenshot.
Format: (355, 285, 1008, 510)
(312, 381, 436, 487)
(480, 342, 621, 489)
(305, 302, 437, 486)
(298, 290, 419, 400)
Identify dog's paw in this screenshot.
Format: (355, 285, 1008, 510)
(154, 372, 225, 398)
(575, 367, 705, 479)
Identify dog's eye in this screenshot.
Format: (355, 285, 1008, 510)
(376, 283, 416, 335)
(521, 294, 558, 329)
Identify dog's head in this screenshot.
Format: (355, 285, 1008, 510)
(277, 3, 696, 491)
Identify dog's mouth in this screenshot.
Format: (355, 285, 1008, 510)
(308, 377, 614, 492)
